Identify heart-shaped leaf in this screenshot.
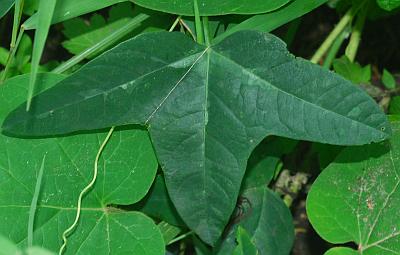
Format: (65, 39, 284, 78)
(131, 0, 290, 16)
(307, 121, 400, 254)
(0, 74, 163, 254)
(2, 31, 390, 245)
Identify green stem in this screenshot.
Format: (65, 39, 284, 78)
(323, 27, 350, 69)
(0, 27, 24, 83)
(202, 16, 211, 46)
(59, 127, 115, 255)
(169, 15, 181, 32)
(345, 3, 368, 62)
(52, 14, 149, 74)
(11, 0, 24, 48)
(168, 231, 194, 245)
(311, 8, 355, 64)
(28, 155, 46, 247)
(193, 0, 204, 44)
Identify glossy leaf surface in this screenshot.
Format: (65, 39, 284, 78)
(0, 74, 162, 254)
(2, 31, 390, 245)
(131, 0, 289, 16)
(307, 121, 400, 254)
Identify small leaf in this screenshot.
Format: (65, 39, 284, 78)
(324, 247, 359, 255)
(233, 227, 258, 255)
(0, 74, 163, 254)
(382, 69, 396, 89)
(3, 31, 391, 245)
(23, 0, 126, 30)
(333, 56, 371, 84)
(377, 0, 400, 11)
(131, 0, 290, 16)
(158, 221, 182, 244)
(307, 121, 400, 254)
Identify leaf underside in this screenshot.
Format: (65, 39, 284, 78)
(2, 31, 390, 245)
(307, 121, 400, 254)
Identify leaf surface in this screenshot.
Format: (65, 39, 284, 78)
(0, 74, 163, 254)
(307, 121, 400, 254)
(232, 227, 258, 255)
(131, 0, 289, 16)
(2, 31, 391, 245)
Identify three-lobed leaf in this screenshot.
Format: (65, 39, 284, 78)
(2, 31, 391, 245)
(0, 74, 163, 254)
(307, 121, 400, 254)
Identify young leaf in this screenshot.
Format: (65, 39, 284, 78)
(232, 227, 259, 255)
(307, 121, 400, 254)
(333, 56, 371, 84)
(0, 0, 14, 19)
(213, 0, 328, 43)
(382, 69, 396, 89)
(2, 31, 391, 245)
(22, 0, 126, 30)
(377, 0, 400, 11)
(216, 187, 294, 255)
(131, 0, 290, 16)
(0, 74, 163, 254)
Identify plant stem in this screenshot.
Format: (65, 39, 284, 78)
(169, 15, 181, 32)
(28, 155, 46, 248)
(59, 127, 115, 255)
(52, 14, 149, 74)
(11, 0, 24, 48)
(0, 27, 24, 83)
(311, 8, 355, 64)
(323, 27, 350, 69)
(193, 0, 204, 44)
(202, 16, 211, 46)
(167, 231, 194, 245)
(345, 3, 368, 62)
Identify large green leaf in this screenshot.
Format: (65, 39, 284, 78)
(232, 227, 259, 255)
(2, 31, 390, 245)
(131, 0, 290, 16)
(307, 121, 400, 254)
(0, 74, 163, 254)
(213, 0, 328, 43)
(23, 0, 126, 30)
(216, 187, 294, 255)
